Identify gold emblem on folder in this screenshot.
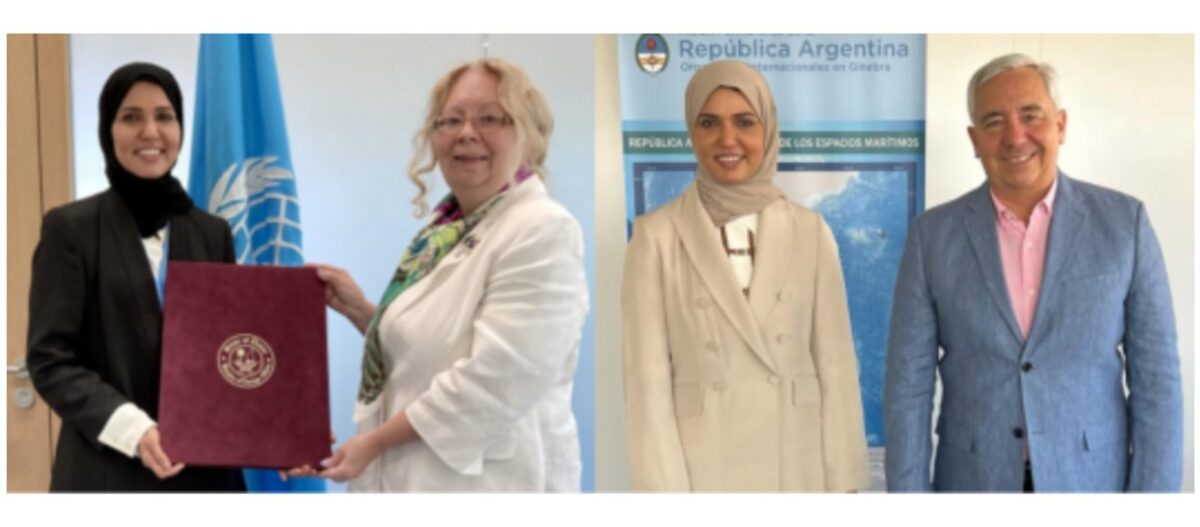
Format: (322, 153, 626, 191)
(217, 333, 276, 389)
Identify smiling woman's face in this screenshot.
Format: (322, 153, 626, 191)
(111, 81, 180, 179)
(433, 68, 518, 205)
(690, 87, 765, 185)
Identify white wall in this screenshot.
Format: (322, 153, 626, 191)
(69, 34, 597, 491)
(593, 34, 1195, 491)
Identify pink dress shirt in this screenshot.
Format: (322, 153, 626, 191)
(991, 179, 1058, 340)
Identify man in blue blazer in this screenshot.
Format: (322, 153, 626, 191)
(884, 53, 1182, 492)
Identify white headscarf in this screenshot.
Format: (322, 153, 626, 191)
(685, 60, 785, 226)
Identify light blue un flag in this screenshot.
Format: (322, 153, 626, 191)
(188, 34, 324, 492)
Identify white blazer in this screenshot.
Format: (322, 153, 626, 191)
(349, 177, 588, 492)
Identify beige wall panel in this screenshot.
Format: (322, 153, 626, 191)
(593, 33, 630, 492)
(37, 34, 75, 210)
(7, 33, 55, 493)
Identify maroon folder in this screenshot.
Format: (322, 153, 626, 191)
(159, 262, 330, 469)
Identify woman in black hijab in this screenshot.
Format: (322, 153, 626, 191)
(26, 62, 246, 491)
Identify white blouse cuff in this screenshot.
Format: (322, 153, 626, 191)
(98, 403, 156, 458)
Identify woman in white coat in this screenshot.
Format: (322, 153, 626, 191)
(621, 60, 869, 492)
(299, 59, 588, 491)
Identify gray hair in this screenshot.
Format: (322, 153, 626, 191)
(967, 53, 1061, 122)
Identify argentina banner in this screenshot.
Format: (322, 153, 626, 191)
(188, 34, 322, 492)
(619, 34, 926, 491)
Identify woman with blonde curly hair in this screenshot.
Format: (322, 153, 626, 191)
(298, 58, 588, 492)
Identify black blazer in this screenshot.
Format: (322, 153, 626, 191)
(27, 189, 246, 491)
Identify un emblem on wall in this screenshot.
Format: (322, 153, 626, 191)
(208, 156, 305, 266)
(217, 333, 276, 389)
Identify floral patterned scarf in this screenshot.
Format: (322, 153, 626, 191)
(357, 170, 531, 409)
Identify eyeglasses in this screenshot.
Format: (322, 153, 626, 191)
(433, 113, 514, 135)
